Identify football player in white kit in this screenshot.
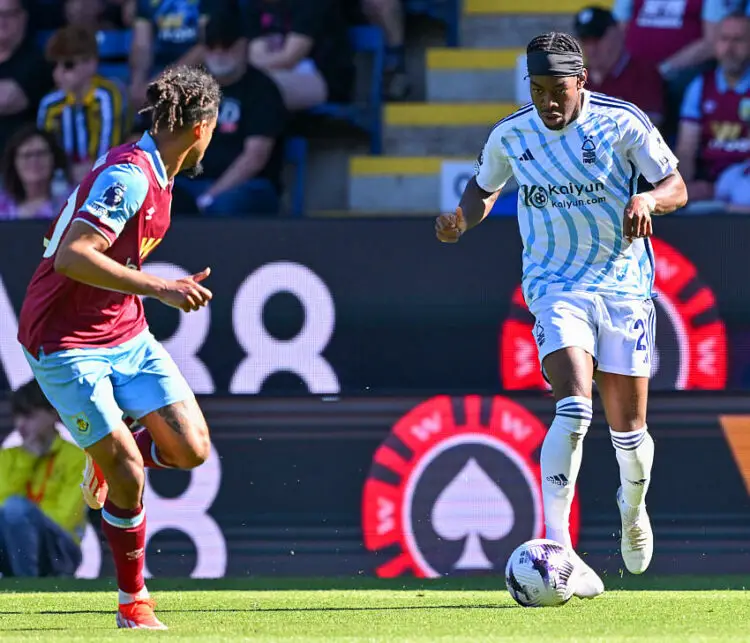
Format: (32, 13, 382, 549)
(436, 32, 688, 597)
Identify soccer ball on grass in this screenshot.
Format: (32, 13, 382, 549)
(505, 538, 576, 607)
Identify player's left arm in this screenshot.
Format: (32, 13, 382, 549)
(623, 118, 688, 239)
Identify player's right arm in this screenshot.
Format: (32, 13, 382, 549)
(52, 164, 212, 313)
(435, 128, 513, 243)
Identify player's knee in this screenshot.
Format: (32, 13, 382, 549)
(543, 349, 594, 399)
(550, 371, 592, 400)
(610, 415, 646, 433)
(171, 427, 211, 470)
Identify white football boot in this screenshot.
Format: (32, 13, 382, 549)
(569, 550, 605, 599)
(617, 486, 653, 574)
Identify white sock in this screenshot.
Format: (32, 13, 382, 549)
(119, 586, 149, 605)
(540, 396, 592, 548)
(610, 425, 654, 508)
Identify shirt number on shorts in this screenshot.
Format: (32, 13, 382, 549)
(633, 319, 648, 351)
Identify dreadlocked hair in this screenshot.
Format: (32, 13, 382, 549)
(140, 66, 221, 134)
(526, 32, 583, 56)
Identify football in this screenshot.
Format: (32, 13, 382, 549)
(505, 538, 577, 607)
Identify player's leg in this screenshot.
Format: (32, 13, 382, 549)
(529, 293, 604, 598)
(530, 294, 597, 548)
(21, 348, 165, 629)
(85, 428, 166, 629)
(113, 331, 211, 471)
(596, 297, 656, 574)
(540, 347, 594, 547)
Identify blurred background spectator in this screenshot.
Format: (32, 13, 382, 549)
(176, 11, 286, 216)
(715, 159, 750, 212)
(0, 380, 86, 578)
(129, 0, 210, 106)
(574, 6, 665, 127)
(0, 0, 52, 154)
(38, 26, 127, 184)
(64, 0, 121, 31)
(0, 125, 71, 220)
(29, 0, 133, 32)
(243, 0, 354, 111)
(358, 0, 409, 99)
(676, 13, 750, 204)
(613, 0, 731, 137)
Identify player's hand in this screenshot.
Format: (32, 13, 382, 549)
(159, 267, 213, 313)
(435, 206, 468, 243)
(623, 196, 654, 242)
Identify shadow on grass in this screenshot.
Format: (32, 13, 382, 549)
(0, 628, 79, 632)
(0, 575, 747, 594)
(1, 604, 510, 616)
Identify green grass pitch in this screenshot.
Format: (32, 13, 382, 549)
(1, 576, 748, 641)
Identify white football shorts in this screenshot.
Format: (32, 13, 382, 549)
(528, 291, 655, 379)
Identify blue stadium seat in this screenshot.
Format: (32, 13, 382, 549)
(310, 26, 385, 155)
(96, 30, 132, 60)
(284, 137, 308, 218)
(404, 0, 460, 47)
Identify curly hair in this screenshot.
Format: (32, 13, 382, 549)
(527, 32, 584, 56)
(139, 66, 222, 134)
(1, 125, 69, 203)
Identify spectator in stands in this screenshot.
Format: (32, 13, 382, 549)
(0, 0, 53, 153)
(613, 0, 732, 135)
(30, 0, 130, 31)
(129, 0, 210, 104)
(0, 380, 86, 578)
(360, 0, 410, 100)
(38, 26, 127, 184)
(106, 0, 136, 27)
(64, 0, 124, 30)
(574, 6, 665, 126)
(715, 159, 750, 212)
(614, 0, 718, 75)
(177, 11, 286, 215)
(244, 0, 354, 110)
(676, 13, 750, 202)
(0, 126, 71, 220)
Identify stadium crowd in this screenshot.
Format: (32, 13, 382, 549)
(574, 2, 750, 213)
(0, 0, 746, 219)
(0, 0, 407, 218)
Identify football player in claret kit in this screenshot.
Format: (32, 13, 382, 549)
(436, 32, 688, 597)
(17, 66, 221, 629)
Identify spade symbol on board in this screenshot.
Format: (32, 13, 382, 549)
(431, 458, 515, 569)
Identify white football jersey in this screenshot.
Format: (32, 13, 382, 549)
(475, 90, 679, 305)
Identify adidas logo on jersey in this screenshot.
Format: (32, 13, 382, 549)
(519, 149, 535, 161)
(545, 474, 569, 487)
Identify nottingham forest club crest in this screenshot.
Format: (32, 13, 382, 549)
(362, 396, 581, 578)
(581, 136, 596, 164)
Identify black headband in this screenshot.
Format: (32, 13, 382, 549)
(526, 51, 584, 77)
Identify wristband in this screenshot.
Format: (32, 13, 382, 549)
(637, 193, 657, 213)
